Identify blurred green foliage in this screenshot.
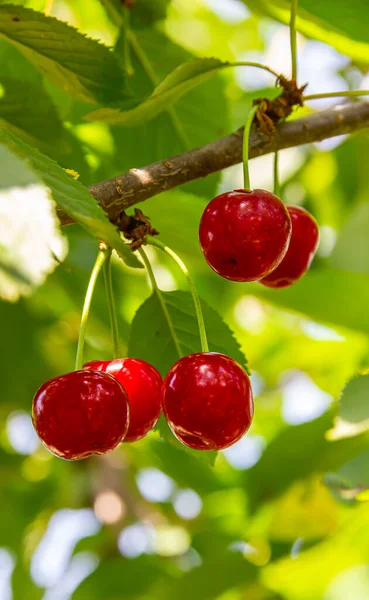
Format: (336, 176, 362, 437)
(1, 1, 369, 599)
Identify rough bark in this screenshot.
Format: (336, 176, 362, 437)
(57, 101, 369, 226)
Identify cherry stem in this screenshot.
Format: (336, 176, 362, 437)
(75, 249, 108, 371)
(122, 6, 134, 78)
(290, 0, 298, 81)
(228, 61, 279, 78)
(138, 247, 183, 359)
(103, 250, 122, 359)
(243, 105, 258, 190)
(274, 151, 280, 196)
(149, 238, 210, 354)
(303, 90, 369, 100)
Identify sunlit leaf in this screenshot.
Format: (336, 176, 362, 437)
(86, 57, 225, 125)
(0, 129, 141, 268)
(330, 203, 369, 274)
(263, 503, 369, 600)
(0, 144, 67, 301)
(252, 267, 369, 336)
(328, 374, 369, 440)
(245, 410, 369, 511)
(244, 0, 369, 63)
(0, 5, 129, 104)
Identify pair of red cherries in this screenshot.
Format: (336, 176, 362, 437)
(32, 353, 253, 460)
(32, 187, 319, 461)
(199, 189, 319, 287)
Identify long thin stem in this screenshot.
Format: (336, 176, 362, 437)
(273, 151, 280, 197)
(290, 0, 298, 81)
(304, 90, 369, 101)
(230, 61, 279, 78)
(122, 8, 134, 77)
(150, 238, 209, 354)
(243, 105, 258, 190)
(138, 247, 183, 359)
(128, 31, 191, 150)
(103, 250, 122, 359)
(75, 250, 108, 371)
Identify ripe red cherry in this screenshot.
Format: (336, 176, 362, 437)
(199, 189, 292, 282)
(260, 205, 319, 288)
(83, 358, 162, 442)
(32, 370, 130, 460)
(162, 352, 253, 451)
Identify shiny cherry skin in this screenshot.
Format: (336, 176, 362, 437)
(83, 358, 162, 442)
(260, 205, 319, 288)
(199, 189, 292, 282)
(162, 352, 254, 451)
(32, 370, 130, 460)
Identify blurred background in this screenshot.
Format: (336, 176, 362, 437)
(1, 0, 369, 598)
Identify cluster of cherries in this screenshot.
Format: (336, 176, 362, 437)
(32, 186, 318, 461)
(32, 353, 253, 460)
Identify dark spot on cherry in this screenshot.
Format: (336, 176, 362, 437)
(199, 189, 292, 282)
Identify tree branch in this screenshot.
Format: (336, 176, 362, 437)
(58, 101, 369, 226)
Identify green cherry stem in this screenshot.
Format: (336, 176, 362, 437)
(149, 238, 209, 354)
(103, 250, 122, 359)
(75, 248, 109, 371)
(243, 105, 258, 190)
(229, 61, 279, 78)
(122, 7, 134, 77)
(303, 90, 369, 101)
(138, 247, 183, 359)
(273, 151, 280, 197)
(290, 0, 298, 81)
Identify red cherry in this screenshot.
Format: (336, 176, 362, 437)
(32, 370, 130, 460)
(199, 189, 292, 282)
(162, 352, 253, 451)
(260, 205, 319, 288)
(83, 358, 162, 442)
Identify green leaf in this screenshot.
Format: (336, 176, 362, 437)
(0, 129, 141, 268)
(245, 410, 369, 512)
(128, 289, 247, 377)
(0, 76, 69, 156)
(244, 0, 369, 64)
(142, 191, 209, 271)
(160, 552, 257, 600)
(0, 144, 67, 301)
(0, 299, 57, 408)
(86, 57, 225, 125)
(99, 0, 170, 26)
(0, 5, 129, 105)
(110, 29, 229, 197)
(149, 437, 223, 494)
(73, 557, 166, 599)
(131, 0, 170, 27)
(262, 503, 369, 600)
(251, 267, 369, 336)
(328, 375, 369, 441)
(330, 203, 369, 274)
